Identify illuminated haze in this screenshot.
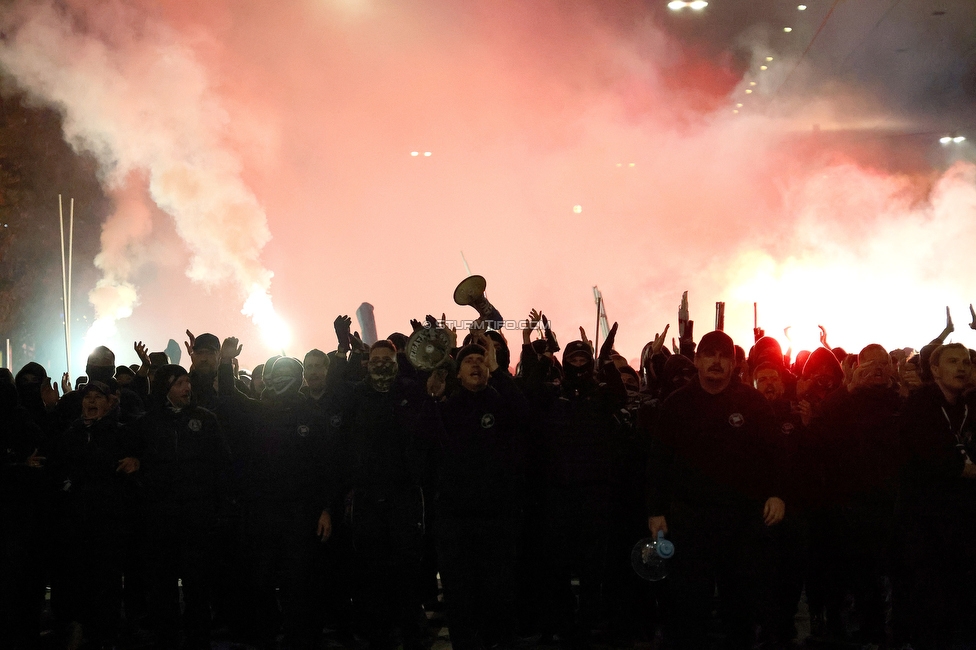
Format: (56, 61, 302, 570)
(1, 0, 974, 372)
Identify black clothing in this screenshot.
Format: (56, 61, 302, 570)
(0, 386, 49, 649)
(647, 377, 782, 650)
(420, 370, 528, 648)
(51, 415, 135, 646)
(521, 349, 627, 642)
(810, 384, 901, 644)
(188, 369, 219, 411)
(894, 383, 976, 647)
(326, 354, 427, 650)
(647, 377, 782, 516)
(218, 362, 336, 648)
(130, 402, 229, 648)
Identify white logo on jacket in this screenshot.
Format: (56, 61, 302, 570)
(728, 413, 745, 428)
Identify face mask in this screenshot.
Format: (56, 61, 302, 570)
(87, 365, 114, 384)
(368, 358, 398, 392)
(269, 375, 299, 397)
(563, 359, 594, 386)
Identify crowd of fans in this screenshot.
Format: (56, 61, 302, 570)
(1, 305, 974, 650)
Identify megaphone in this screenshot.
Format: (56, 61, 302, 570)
(406, 326, 455, 371)
(454, 275, 503, 329)
(631, 531, 675, 582)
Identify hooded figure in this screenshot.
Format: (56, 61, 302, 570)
(749, 336, 785, 371)
(85, 347, 116, 385)
(561, 340, 595, 393)
(14, 362, 49, 424)
(264, 357, 304, 400)
(661, 354, 697, 399)
(521, 336, 627, 644)
(799, 348, 844, 408)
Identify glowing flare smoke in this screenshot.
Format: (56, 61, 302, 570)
(243, 286, 292, 352)
(0, 0, 972, 367)
(0, 0, 284, 357)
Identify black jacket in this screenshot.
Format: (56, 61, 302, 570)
(420, 370, 528, 519)
(898, 382, 976, 518)
(217, 362, 336, 511)
(325, 355, 426, 497)
(131, 403, 230, 507)
(647, 377, 782, 515)
(53, 415, 136, 522)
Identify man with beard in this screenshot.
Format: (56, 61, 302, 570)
(130, 364, 230, 650)
(647, 331, 785, 650)
(184, 332, 221, 411)
(301, 349, 331, 410)
(521, 323, 627, 645)
(752, 361, 808, 645)
(420, 334, 528, 650)
(895, 342, 976, 648)
(810, 344, 901, 645)
(326, 316, 427, 650)
(217, 341, 335, 650)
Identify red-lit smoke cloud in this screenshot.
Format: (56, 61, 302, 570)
(1, 0, 975, 372)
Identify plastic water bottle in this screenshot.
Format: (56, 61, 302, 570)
(631, 530, 675, 581)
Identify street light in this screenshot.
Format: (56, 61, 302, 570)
(668, 1, 708, 10)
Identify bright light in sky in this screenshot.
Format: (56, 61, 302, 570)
(784, 27, 793, 32)
(689, 1, 709, 9)
(941, 137, 953, 144)
(410, 151, 419, 156)
(953, 136, 966, 143)
(573, 205, 583, 213)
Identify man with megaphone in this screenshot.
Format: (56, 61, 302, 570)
(417, 330, 530, 650)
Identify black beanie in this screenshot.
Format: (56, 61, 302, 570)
(456, 344, 487, 366)
(697, 331, 735, 358)
(152, 364, 188, 398)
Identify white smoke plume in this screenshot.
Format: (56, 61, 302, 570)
(0, 0, 973, 367)
(0, 0, 283, 359)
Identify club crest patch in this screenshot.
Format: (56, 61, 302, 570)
(781, 422, 795, 435)
(330, 414, 343, 428)
(728, 413, 745, 428)
(480, 413, 495, 429)
(297, 424, 310, 438)
(188, 419, 202, 432)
